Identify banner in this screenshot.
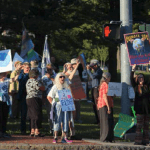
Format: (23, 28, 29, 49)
(41, 35, 51, 77)
(124, 32, 150, 65)
(20, 28, 34, 58)
(107, 82, 122, 97)
(0, 49, 12, 73)
(12, 52, 24, 70)
(70, 75, 86, 99)
(114, 113, 136, 138)
(58, 89, 75, 112)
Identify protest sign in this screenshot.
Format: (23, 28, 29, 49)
(0, 49, 12, 73)
(114, 113, 137, 138)
(58, 89, 75, 112)
(12, 52, 24, 70)
(124, 32, 150, 65)
(70, 75, 86, 100)
(107, 82, 122, 97)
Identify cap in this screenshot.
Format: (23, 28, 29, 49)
(71, 58, 77, 64)
(90, 59, 99, 67)
(14, 61, 22, 67)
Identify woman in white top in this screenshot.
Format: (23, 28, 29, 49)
(47, 73, 73, 143)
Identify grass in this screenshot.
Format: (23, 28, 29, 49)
(6, 97, 121, 140)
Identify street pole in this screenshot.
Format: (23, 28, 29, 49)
(120, 0, 132, 115)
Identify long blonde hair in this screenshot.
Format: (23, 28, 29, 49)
(54, 72, 70, 90)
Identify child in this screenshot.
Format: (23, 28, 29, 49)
(0, 70, 20, 138)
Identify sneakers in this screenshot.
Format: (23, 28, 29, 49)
(64, 138, 72, 143)
(53, 138, 58, 143)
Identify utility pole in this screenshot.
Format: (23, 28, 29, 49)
(120, 0, 132, 115)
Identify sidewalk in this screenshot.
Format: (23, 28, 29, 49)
(0, 135, 150, 150)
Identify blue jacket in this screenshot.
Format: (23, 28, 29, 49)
(87, 67, 103, 88)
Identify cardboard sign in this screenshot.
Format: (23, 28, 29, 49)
(0, 49, 12, 73)
(124, 32, 150, 65)
(58, 89, 75, 112)
(107, 82, 122, 97)
(114, 113, 137, 138)
(70, 75, 86, 100)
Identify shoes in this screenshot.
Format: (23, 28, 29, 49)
(2, 133, 11, 138)
(34, 133, 45, 137)
(61, 138, 67, 143)
(64, 138, 72, 143)
(30, 133, 34, 137)
(53, 138, 58, 143)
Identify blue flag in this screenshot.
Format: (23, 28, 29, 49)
(20, 28, 34, 58)
(41, 35, 51, 77)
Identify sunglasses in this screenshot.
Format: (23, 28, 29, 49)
(59, 76, 65, 79)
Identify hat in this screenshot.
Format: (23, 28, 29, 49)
(30, 60, 38, 68)
(71, 58, 77, 64)
(90, 59, 99, 67)
(102, 72, 111, 79)
(14, 61, 22, 67)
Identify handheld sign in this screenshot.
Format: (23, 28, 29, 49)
(124, 32, 150, 65)
(58, 89, 75, 112)
(107, 82, 122, 97)
(0, 49, 12, 73)
(114, 113, 137, 138)
(70, 75, 86, 100)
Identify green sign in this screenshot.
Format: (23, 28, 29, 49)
(114, 113, 137, 138)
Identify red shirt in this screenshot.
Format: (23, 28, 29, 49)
(97, 82, 113, 109)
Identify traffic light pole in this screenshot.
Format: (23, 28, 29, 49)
(120, 0, 132, 115)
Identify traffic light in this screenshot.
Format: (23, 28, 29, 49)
(103, 24, 121, 40)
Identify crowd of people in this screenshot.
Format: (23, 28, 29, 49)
(0, 55, 149, 145)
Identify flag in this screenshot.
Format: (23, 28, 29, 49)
(20, 28, 34, 58)
(41, 35, 51, 77)
(26, 49, 40, 62)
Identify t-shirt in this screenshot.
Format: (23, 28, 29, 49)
(48, 85, 60, 105)
(97, 82, 113, 109)
(26, 78, 43, 99)
(0, 78, 10, 104)
(42, 75, 53, 95)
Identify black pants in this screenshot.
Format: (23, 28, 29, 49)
(12, 93, 20, 118)
(0, 102, 9, 133)
(92, 87, 99, 123)
(99, 106, 114, 142)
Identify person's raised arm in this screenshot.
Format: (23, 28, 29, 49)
(131, 64, 137, 87)
(68, 61, 80, 80)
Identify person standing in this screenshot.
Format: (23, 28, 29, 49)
(42, 64, 54, 134)
(9, 61, 22, 119)
(86, 59, 103, 124)
(0, 71, 20, 137)
(97, 72, 114, 142)
(47, 73, 73, 143)
(17, 62, 30, 134)
(131, 64, 150, 145)
(26, 69, 45, 137)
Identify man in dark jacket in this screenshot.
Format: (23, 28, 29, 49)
(87, 59, 103, 124)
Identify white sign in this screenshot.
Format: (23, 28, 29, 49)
(12, 52, 24, 70)
(107, 82, 122, 97)
(128, 86, 135, 99)
(0, 49, 13, 73)
(58, 89, 75, 112)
